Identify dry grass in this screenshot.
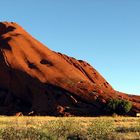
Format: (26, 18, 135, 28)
(0, 116, 139, 139)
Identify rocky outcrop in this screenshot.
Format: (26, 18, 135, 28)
(0, 22, 139, 116)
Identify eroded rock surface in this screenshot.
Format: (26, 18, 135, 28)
(0, 22, 139, 116)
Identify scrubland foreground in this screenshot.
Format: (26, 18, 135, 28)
(0, 116, 139, 140)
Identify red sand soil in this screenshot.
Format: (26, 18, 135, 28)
(0, 22, 139, 116)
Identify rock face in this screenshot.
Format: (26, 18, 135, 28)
(0, 22, 140, 116)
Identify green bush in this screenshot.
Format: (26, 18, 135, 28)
(106, 99, 132, 115)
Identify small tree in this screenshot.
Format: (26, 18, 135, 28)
(106, 99, 132, 115)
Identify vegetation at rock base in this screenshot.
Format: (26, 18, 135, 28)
(106, 99, 132, 115)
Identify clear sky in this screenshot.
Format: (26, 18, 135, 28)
(0, 0, 140, 95)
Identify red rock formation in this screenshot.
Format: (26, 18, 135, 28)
(0, 22, 139, 116)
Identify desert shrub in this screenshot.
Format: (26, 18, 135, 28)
(43, 119, 86, 139)
(0, 127, 50, 140)
(106, 99, 132, 115)
(87, 119, 115, 140)
(42, 119, 115, 140)
(116, 126, 140, 133)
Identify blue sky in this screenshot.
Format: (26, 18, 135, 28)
(0, 0, 140, 95)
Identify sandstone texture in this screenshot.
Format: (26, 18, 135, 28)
(0, 22, 139, 116)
